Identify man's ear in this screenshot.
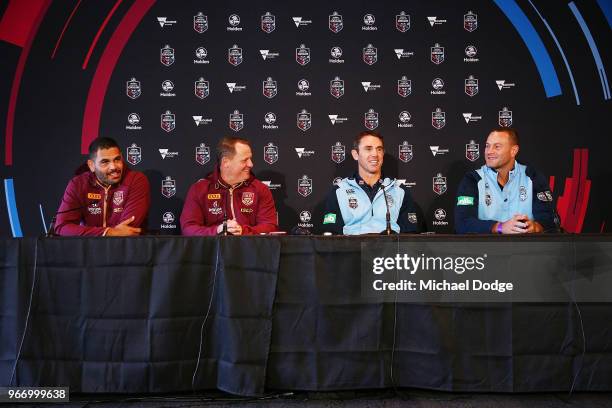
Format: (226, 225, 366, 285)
(511, 144, 519, 158)
(351, 149, 359, 160)
(87, 159, 95, 172)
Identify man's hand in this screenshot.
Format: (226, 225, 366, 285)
(106, 216, 141, 236)
(496, 214, 529, 234)
(216, 219, 243, 235)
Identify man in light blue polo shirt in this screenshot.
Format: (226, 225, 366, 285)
(455, 128, 557, 234)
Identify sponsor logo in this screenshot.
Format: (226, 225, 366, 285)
(457, 196, 474, 206)
(194, 47, 209, 64)
(195, 143, 210, 165)
(194, 77, 209, 99)
(430, 43, 445, 64)
(329, 46, 344, 63)
(126, 113, 141, 130)
(226, 82, 246, 93)
(464, 11, 478, 32)
(296, 44, 311, 65)
(466, 140, 480, 161)
(431, 77, 446, 95)
(537, 191, 553, 202)
(264, 143, 279, 164)
(209, 200, 223, 215)
(161, 211, 177, 229)
(465, 75, 479, 97)
(520, 186, 528, 201)
(361, 81, 381, 92)
(430, 146, 449, 156)
(364, 108, 379, 130)
(192, 115, 212, 126)
(328, 114, 348, 125)
(331, 142, 346, 163)
(161, 176, 176, 198)
(432, 108, 446, 129)
(323, 213, 337, 224)
(396, 12, 411, 32)
(496, 80, 516, 90)
(433, 173, 447, 195)
(298, 175, 313, 197)
(160, 80, 176, 97)
(329, 11, 343, 33)
(433, 208, 449, 226)
(126, 77, 141, 99)
(229, 110, 244, 132)
(398, 111, 413, 128)
(295, 147, 315, 158)
(228, 44, 243, 66)
(398, 141, 413, 163)
(296, 79, 312, 96)
(330, 77, 344, 98)
(126, 143, 142, 165)
(299, 210, 314, 228)
(427, 16, 447, 26)
(462, 113, 482, 124)
(208, 194, 221, 200)
(87, 193, 102, 200)
(259, 49, 279, 60)
(113, 191, 124, 206)
(292, 17, 312, 27)
(263, 112, 278, 129)
(262, 180, 282, 190)
(499, 107, 513, 127)
(397, 76, 412, 97)
(397, 179, 417, 188)
(297, 109, 311, 131)
(159, 148, 179, 159)
(193, 12, 208, 33)
(263, 77, 278, 98)
(261, 12, 275, 33)
(227, 14, 242, 31)
(394, 49, 414, 59)
(160, 44, 175, 66)
(88, 203, 102, 215)
(242, 192, 255, 206)
(362, 13, 378, 31)
(363, 43, 378, 65)
(464, 45, 479, 62)
(161, 110, 175, 132)
(157, 17, 177, 28)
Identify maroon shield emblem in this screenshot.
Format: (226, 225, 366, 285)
(298, 175, 313, 197)
(264, 143, 279, 164)
(263, 77, 277, 98)
(161, 110, 175, 132)
(229, 110, 244, 132)
(364, 109, 379, 130)
(432, 108, 445, 129)
(363, 44, 377, 65)
(297, 109, 311, 131)
(261, 12, 275, 33)
(330, 77, 344, 98)
(464, 11, 477, 32)
(433, 173, 447, 195)
(228, 45, 243, 66)
(397, 76, 411, 97)
(194, 78, 209, 99)
(195, 143, 210, 165)
(160, 45, 175, 66)
(499, 107, 512, 127)
(296, 44, 310, 65)
(331, 142, 345, 163)
(430, 43, 444, 64)
(329, 12, 343, 33)
(464, 76, 479, 97)
(194, 12, 208, 33)
(396, 12, 410, 32)
(466, 140, 480, 162)
(126, 78, 141, 99)
(398, 142, 413, 163)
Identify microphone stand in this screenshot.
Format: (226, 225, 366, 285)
(219, 188, 233, 236)
(380, 181, 397, 235)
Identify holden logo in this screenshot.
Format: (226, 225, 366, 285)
(163, 212, 175, 223)
(300, 210, 312, 222)
(434, 208, 446, 220)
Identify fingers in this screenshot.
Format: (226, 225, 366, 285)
(118, 216, 135, 226)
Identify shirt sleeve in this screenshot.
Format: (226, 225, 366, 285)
(241, 185, 278, 235)
(321, 186, 344, 234)
(397, 185, 418, 233)
(454, 172, 496, 234)
(527, 166, 558, 232)
(180, 182, 219, 236)
(119, 172, 150, 230)
(54, 178, 106, 236)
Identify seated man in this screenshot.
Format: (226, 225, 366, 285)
(455, 128, 557, 234)
(55, 137, 150, 236)
(322, 131, 418, 234)
(180, 137, 278, 235)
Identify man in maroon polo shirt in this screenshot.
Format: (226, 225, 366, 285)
(54, 137, 150, 236)
(181, 137, 278, 235)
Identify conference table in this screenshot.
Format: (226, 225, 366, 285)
(1, 235, 611, 396)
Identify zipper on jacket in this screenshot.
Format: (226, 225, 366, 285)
(229, 188, 236, 219)
(102, 185, 111, 227)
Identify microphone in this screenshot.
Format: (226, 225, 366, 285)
(380, 180, 397, 235)
(219, 188, 233, 236)
(46, 203, 92, 237)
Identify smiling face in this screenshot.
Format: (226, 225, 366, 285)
(352, 134, 384, 179)
(220, 142, 253, 185)
(88, 147, 124, 186)
(485, 130, 519, 172)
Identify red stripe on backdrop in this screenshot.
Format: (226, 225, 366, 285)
(3, 0, 51, 166)
(0, 0, 47, 47)
(82, 0, 124, 70)
(51, 0, 84, 59)
(81, 0, 155, 154)
(556, 149, 591, 233)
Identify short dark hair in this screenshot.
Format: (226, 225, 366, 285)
(216, 137, 251, 162)
(490, 128, 519, 145)
(352, 131, 384, 151)
(88, 137, 120, 159)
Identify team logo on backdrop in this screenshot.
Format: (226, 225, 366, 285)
(113, 191, 124, 206)
(160, 44, 175, 66)
(161, 176, 176, 198)
(432, 108, 446, 129)
(329, 46, 344, 63)
(433, 173, 447, 195)
(466, 140, 480, 161)
(229, 110, 244, 131)
(363, 44, 377, 65)
(228, 44, 243, 66)
(195, 143, 210, 165)
(431, 78, 445, 95)
(398, 141, 413, 163)
(398, 111, 413, 128)
(397, 76, 412, 97)
(464, 45, 479, 62)
(297, 109, 312, 131)
(227, 14, 242, 31)
(126, 113, 141, 130)
(194, 78, 209, 99)
(126, 143, 142, 165)
(298, 175, 313, 197)
(329, 11, 343, 33)
(331, 142, 346, 163)
(464, 75, 479, 97)
(242, 192, 255, 206)
(330, 77, 344, 98)
(499, 107, 513, 127)
(261, 12, 275, 33)
(264, 143, 279, 164)
(194, 12, 208, 33)
(126, 78, 141, 99)
(396, 11, 410, 32)
(296, 44, 311, 65)
(161, 110, 175, 132)
(194, 47, 209, 64)
(430, 43, 444, 64)
(364, 108, 379, 130)
(464, 11, 478, 32)
(262, 77, 278, 98)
